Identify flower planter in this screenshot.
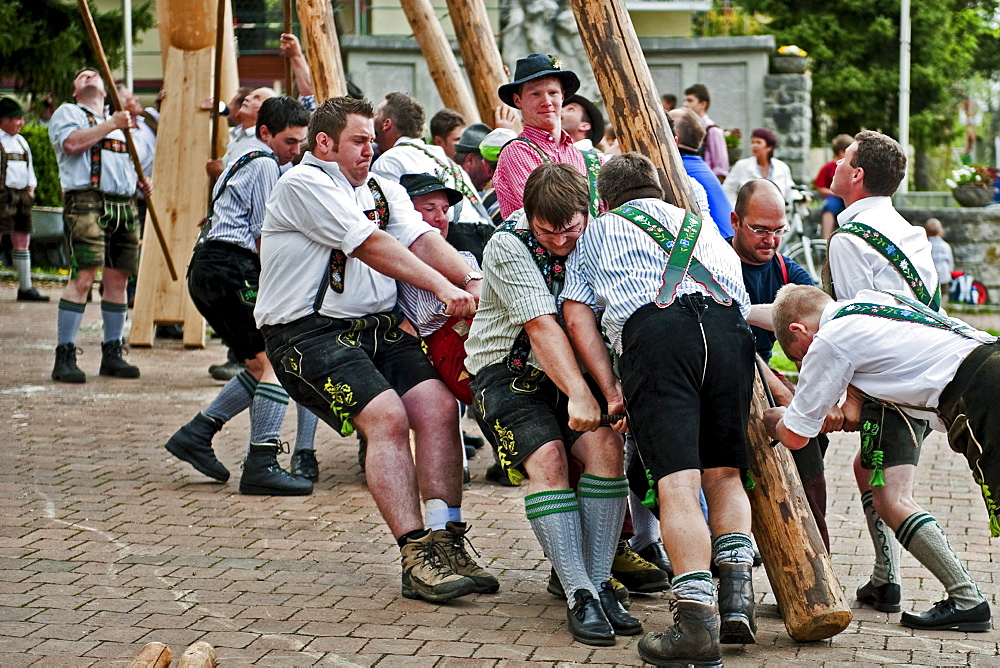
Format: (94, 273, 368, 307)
(770, 55, 809, 74)
(727, 145, 742, 165)
(952, 185, 994, 208)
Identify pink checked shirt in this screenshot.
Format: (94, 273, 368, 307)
(493, 125, 587, 219)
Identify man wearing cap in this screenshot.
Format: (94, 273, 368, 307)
(0, 97, 47, 301)
(493, 53, 600, 220)
(561, 94, 604, 155)
(448, 123, 498, 261)
(371, 93, 492, 227)
(479, 127, 518, 226)
(48, 68, 152, 383)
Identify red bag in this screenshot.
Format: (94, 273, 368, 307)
(423, 316, 475, 404)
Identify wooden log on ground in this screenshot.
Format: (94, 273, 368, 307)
(568, 0, 696, 214)
(131, 0, 239, 347)
(176, 641, 219, 668)
(445, 0, 507, 125)
(569, 0, 852, 642)
(126, 641, 171, 668)
(400, 0, 480, 124)
(747, 371, 853, 640)
(297, 0, 347, 102)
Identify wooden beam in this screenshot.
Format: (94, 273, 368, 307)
(297, 0, 347, 102)
(399, 0, 480, 124)
(444, 0, 506, 125)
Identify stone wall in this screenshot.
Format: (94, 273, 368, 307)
(762, 72, 812, 184)
(896, 206, 1000, 304)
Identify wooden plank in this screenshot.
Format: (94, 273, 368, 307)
(400, 0, 480, 123)
(444, 0, 506, 124)
(297, 0, 347, 102)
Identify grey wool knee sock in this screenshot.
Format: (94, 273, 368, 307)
(57, 299, 85, 345)
(577, 474, 628, 588)
(672, 570, 715, 605)
(525, 489, 596, 606)
(294, 404, 319, 454)
(203, 369, 257, 424)
(100, 301, 128, 343)
(897, 512, 985, 610)
(248, 382, 289, 454)
(713, 532, 754, 566)
(862, 490, 901, 586)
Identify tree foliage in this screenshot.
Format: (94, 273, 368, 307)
(732, 0, 1000, 149)
(0, 0, 154, 100)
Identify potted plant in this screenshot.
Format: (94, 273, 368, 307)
(946, 165, 997, 207)
(724, 128, 742, 164)
(771, 45, 810, 74)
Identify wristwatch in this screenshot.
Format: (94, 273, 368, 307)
(460, 271, 484, 289)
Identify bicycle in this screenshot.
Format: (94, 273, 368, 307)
(779, 185, 826, 283)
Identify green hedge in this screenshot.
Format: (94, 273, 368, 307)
(19, 124, 61, 208)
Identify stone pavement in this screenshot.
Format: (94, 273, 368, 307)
(1, 282, 998, 666)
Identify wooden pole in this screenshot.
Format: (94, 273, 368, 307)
(399, 0, 480, 124)
(569, 0, 852, 642)
(76, 0, 178, 281)
(282, 0, 293, 95)
(296, 0, 347, 102)
(444, 0, 506, 125)
(568, 0, 696, 214)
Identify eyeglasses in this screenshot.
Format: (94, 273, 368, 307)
(747, 225, 788, 238)
(534, 223, 585, 239)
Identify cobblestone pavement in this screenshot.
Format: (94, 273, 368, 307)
(1, 286, 998, 666)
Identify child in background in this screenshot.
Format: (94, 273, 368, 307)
(925, 217, 954, 297)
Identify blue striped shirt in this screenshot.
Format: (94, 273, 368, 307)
(562, 198, 750, 354)
(206, 138, 280, 252)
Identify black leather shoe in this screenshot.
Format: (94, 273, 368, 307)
(548, 568, 629, 608)
(567, 589, 615, 646)
(597, 581, 642, 635)
(164, 413, 229, 482)
(901, 599, 991, 632)
(240, 441, 313, 496)
(99, 340, 140, 378)
(52, 343, 86, 383)
(856, 581, 902, 613)
(290, 449, 319, 482)
(17, 287, 49, 302)
(463, 432, 485, 449)
(718, 562, 756, 644)
(636, 541, 674, 579)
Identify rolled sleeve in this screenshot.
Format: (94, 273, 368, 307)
(486, 233, 557, 326)
(48, 105, 85, 154)
(782, 338, 853, 438)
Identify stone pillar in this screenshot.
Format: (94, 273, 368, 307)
(762, 72, 812, 183)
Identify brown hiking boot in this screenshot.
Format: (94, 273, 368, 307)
(400, 530, 477, 603)
(637, 598, 722, 667)
(612, 538, 671, 593)
(433, 521, 500, 594)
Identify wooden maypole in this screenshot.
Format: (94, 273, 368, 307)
(297, 0, 347, 101)
(399, 0, 480, 124)
(568, 0, 852, 642)
(444, 0, 507, 125)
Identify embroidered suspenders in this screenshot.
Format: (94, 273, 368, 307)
(612, 205, 733, 307)
(79, 106, 129, 190)
(831, 290, 996, 344)
(832, 221, 942, 311)
(200, 150, 278, 239)
(507, 137, 602, 218)
(0, 135, 28, 191)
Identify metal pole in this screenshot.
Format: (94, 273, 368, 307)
(898, 0, 911, 194)
(123, 0, 133, 89)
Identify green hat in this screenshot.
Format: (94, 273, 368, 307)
(400, 173, 463, 206)
(0, 98, 25, 119)
(498, 53, 581, 108)
(479, 128, 518, 163)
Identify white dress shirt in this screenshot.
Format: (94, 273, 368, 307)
(722, 156, 795, 205)
(0, 129, 35, 189)
(48, 103, 136, 196)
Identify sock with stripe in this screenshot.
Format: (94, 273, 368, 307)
(248, 382, 289, 454)
(100, 301, 128, 343)
(12, 249, 32, 290)
(204, 369, 258, 424)
(896, 511, 985, 610)
(712, 532, 755, 566)
(671, 570, 716, 605)
(293, 403, 319, 454)
(862, 490, 901, 587)
(525, 489, 596, 606)
(577, 474, 628, 587)
(57, 299, 86, 345)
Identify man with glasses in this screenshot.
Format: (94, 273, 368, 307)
(729, 179, 832, 551)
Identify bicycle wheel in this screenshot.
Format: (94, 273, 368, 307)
(784, 239, 827, 284)
(972, 281, 989, 305)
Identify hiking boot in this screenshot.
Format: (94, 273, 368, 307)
(598, 580, 642, 635)
(99, 339, 140, 378)
(637, 540, 674, 579)
(637, 598, 722, 667)
(548, 568, 630, 609)
(567, 588, 615, 646)
(289, 449, 319, 482)
(239, 440, 313, 496)
(164, 412, 229, 482)
(52, 343, 86, 383)
(856, 580, 902, 613)
(612, 538, 671, 593)
(432, 521, 499, 594)
(209, 359, 244, 381)
(17, 287, 49, 302)
(400, 529, 477, 602)
(718, 562, 757, 644)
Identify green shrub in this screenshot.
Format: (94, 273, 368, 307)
(19, 124, 61, 207)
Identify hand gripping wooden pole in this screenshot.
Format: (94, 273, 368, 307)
(297, 0, 347, 102)
(568, 0, 852, 642)
(76, 0, 178, 281)
(444, 0, 507, 125)
(399, 0, 480, 124)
